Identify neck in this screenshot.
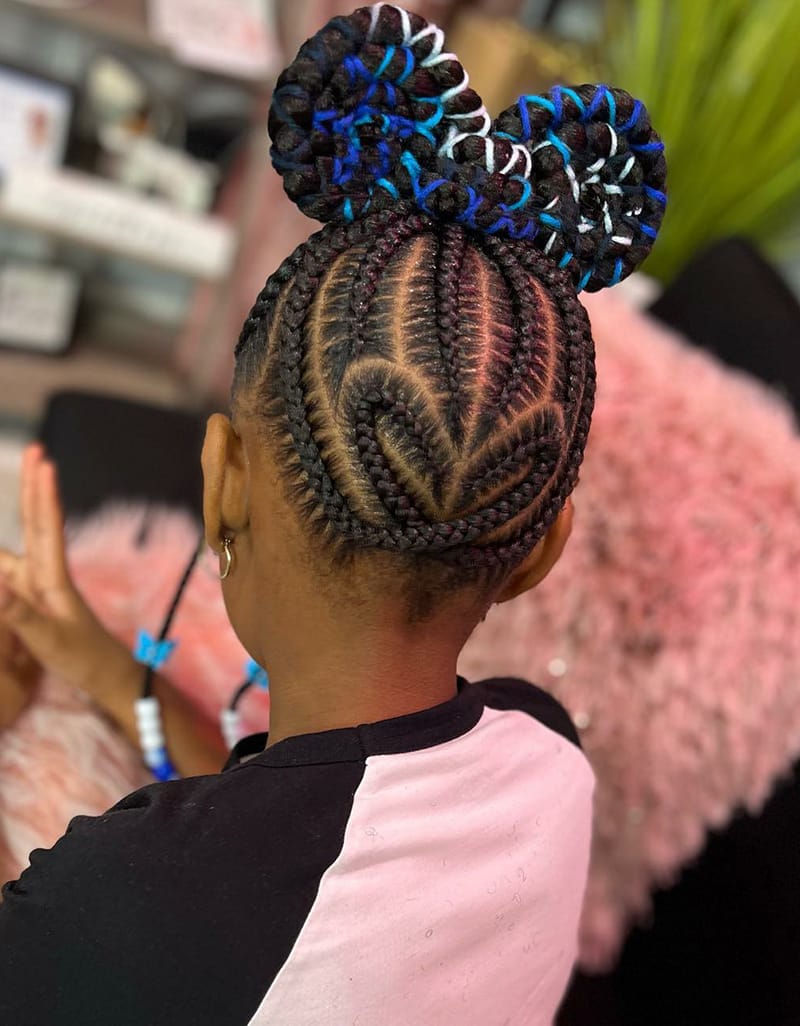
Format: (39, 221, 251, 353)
(263, 621, 463, 748)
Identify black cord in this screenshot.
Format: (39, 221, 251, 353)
(228, 677, 253, 712)
(141, 531, 206, 698)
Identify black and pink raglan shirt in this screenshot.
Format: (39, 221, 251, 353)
(0, 677, 593, 1025)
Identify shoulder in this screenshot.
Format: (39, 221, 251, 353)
(469, 676, 582, 749)
(0, 776, 206, 1021)
(0, 764, 359, 1025)
(2, 759, 359, 912)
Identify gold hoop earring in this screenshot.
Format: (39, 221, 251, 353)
(219, 537, 234, 581)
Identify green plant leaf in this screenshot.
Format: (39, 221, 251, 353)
(603, 0, 800, 281)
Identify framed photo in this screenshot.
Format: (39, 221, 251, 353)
(0, 64, 74, 176)
(0, 262, 80, 354)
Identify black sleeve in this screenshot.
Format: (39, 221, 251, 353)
(0, 761, 364, 1026)
(0, 781, 249, 1026)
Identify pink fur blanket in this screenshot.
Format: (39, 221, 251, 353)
(2, 288, 799, 974)
(0, 518, 263, 889)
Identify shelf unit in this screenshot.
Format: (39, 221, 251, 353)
(0, 336, 186, 422)
(0, 0, 277, 424)
(3, 0, 273, 90)
(7, 0, 170, 60)
(0, 165, 236, 281)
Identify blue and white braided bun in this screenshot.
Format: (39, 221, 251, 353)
(269, 3, 666, 292)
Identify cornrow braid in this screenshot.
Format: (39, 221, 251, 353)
(230, 4, 663, 601)
(435, 225, 467, 442)
(348, 214, 428, 364)
(234, 242, 305, 386)
(236, 209, 592, 576)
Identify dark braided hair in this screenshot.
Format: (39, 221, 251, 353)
(233, 4, 665, 608)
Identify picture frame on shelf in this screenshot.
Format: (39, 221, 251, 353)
(0, 63, 75, 177)
(0, 261, 81, 354)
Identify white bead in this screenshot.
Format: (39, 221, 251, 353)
(547, 657, 568, 678)
(139, 726, 164, 749)
(574, 711, 592, 730)
(221, 708, 243, 750)
(135, 697, 161, 724)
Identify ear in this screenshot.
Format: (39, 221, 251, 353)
(201, 413, 250, 552)
(495, 499, 574, 605)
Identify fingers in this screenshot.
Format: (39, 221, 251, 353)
(0, 623, 15, 662)
(0, 624, 39, 681)
(0, 622, 40, 729)
(0, 574, 63, 664)
(21, 443, 43, 592)
(34, 457, 70, 594)
(0, 575, 39, 630)
(18, 444, 74, 613)
(0, 550, 28, 598)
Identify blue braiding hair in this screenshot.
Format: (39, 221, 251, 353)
(269, 4, 665, 292)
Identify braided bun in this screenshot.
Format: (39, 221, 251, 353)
(269, 3, 666, 291)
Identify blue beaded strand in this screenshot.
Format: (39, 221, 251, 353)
(133, 629, 179, 781)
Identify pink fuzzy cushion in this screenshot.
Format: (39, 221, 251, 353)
(461, 287, 800, 970)
(0, 510, 260, 887)
(2, 288, 799, 974)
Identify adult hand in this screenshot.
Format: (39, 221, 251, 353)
(0, 625, 39, 730)
(0, 444, 135, 698)
(0, 444, 228, 776)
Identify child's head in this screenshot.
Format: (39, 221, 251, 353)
(202, 4, 665, 668)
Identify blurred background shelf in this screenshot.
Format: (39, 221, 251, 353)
(0, 335, 187, 423)
(0, 166, 236, 281)
(0, 0, 278, 425)
(4, 0, 275, 87)
(6, 0, 170, 61)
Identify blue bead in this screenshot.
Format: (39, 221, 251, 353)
(148, 747, 178, 782)
(245, 659, 270, 691)
(134, 629, 177, 671)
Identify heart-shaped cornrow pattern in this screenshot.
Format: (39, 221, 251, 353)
(235, 208, 596, 570)
(269, 3, 666, 291)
